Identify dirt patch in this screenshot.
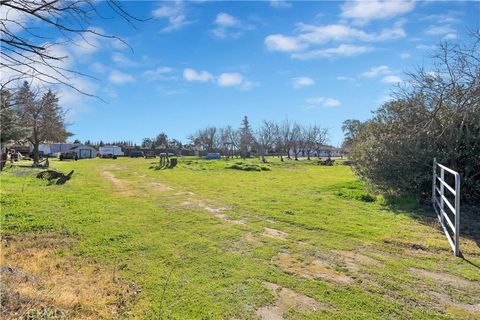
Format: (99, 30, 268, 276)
(147, 181, 172, 192)
(174, 191, 195, 196)
(179, 199, 245, 224)
(263, 228, 289, 240)
(180, 199, 227, 213)
(1, 233, 140, 319)
(274, 252, 354, 285)
(101, 171, 133, 195)
(334, 250, 381, 272)
(227, 232, 261, 254)
(410, 268, 478, 289)
(199, 203, 228, 213)
(255, 281, 327, 320)
(214, 213, 246, 225)
(432, 292, 480, 314)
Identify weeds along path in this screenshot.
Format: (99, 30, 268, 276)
(2, 158, 479, 319)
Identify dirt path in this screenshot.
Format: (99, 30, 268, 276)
(255, 282, 328, 319)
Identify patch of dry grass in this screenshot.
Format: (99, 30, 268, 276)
(1, 232, 140, 319)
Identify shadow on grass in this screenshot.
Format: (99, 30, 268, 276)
(381, 194, 480, 253)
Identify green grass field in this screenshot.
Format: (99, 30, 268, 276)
(1, 157, 479, 319)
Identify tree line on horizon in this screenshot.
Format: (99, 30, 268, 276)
(139, 116, 330, 162)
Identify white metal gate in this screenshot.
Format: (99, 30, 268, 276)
(432, 158, 461, 256)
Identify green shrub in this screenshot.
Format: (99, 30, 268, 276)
(226, 163, 271, 172)
(335, 189, 376, 203)
(348, 36, 480, 204)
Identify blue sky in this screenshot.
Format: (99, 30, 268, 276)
(16, 1, 480, 145)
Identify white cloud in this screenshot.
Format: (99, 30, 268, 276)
(264, 34, 306, 52)
(183, 68, 213, 82)
(425, 25, 456, 36)
(109, 70, 135, 84)
(337, 76, 356, 81)
(182, 69, 255, 90)
(306, 97, 341, 108)
(362, 65, 391, 78)
(217, 72, 256, 90)
(375, 94, 395, 105)
(0, 6, 29, 33)
(211, 12, 253, 39)
(217, 72, 243, 86)
(420, 13, 460, 25)
(215, 12, 240, 27)
(296, 23, 406, 44)
(425, 24, 458, 41)
(112, 52, 138, 67)
(270, 0, 292, 8)
(292, 76, 315, 89)
(153, 1, 193, 32)
(416, 44, 437, 50)
(70, 28, 105, 56)
(341, 0, 415, 24)
(265, 20, 406, 59)
(382, 75, 402, 84)
(143, 67, 175, 81)
(400, 52, 411, 59)
(292, 44, 372, 60)
(443, 33, 457, 40)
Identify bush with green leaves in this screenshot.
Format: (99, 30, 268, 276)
(349, 32, 480, 203)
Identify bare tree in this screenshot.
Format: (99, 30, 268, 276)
(278, 119, 293, 160)
(1, 0, 141, 92)
(256, 120, 276, 162)
(188, 127, 218, 153)
(224, 125, 240, 157)
(302, 125, 323, 160)
(313, 126, 329, 157)
(290, 122, 302, 161)
(341, 119, 363, 152)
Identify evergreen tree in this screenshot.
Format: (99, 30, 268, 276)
(1, 89, 28, 145)
(16, 82, 70, 164)
(239, 116, 254, 158)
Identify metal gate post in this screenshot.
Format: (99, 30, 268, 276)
(440, 167, 445, 226)
(432, 158, 436, 205)
(454, 174, 461, 256)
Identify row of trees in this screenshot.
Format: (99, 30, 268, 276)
(141, 133, 183, 151)
(187, 116, 329, 161)
(344, 31, 480, 203)
(1, 81, 70, 164)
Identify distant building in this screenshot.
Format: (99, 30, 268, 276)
(69, 145, 97, 159)
(33, 143, 81, 157)
(288, 145, 344, 158)
(33, 143, 97, 158)
(206, 153, 221, 160)
(99, 146, 124, 157)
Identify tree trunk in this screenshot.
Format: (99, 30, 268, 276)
(33, 142, 39, 165)
(0, 143, 6, 171)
